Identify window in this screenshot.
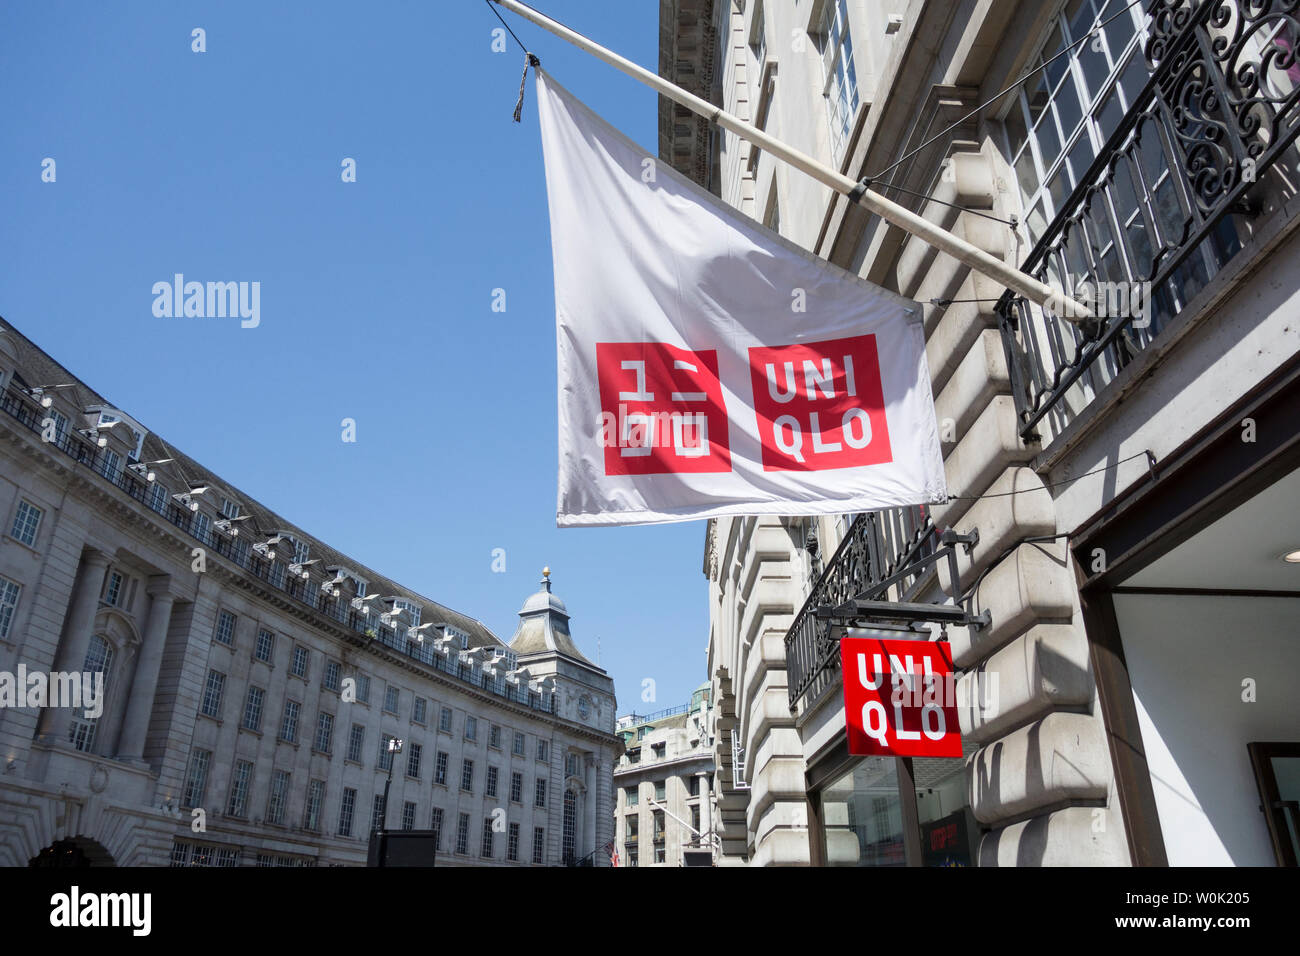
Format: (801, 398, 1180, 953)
(214, 610, 236, 647)
(11, 500, 42, 546)
(402, 801, 417, 831)
(148, 480, 169, 513)
(0, 575, 21, 640)
(183, 750, 210, 807)
(430, 807, 444, 848)
(412, 696, 427, 725)
(346, 723, 364, 762)
(533, 827, 545, 864)
(563, 790, 577, 863)
(655, 846, 666, 864)
(371, 793, 387, 833)
(392, 598, 420, 627)
(536, 739, 549, 762)
(626, 785, 638, 807)
(201, 669, 226, 718)
(279, 699, 300, 743)
(323, 658, 341, 691)
(512, 731, 525, 756)
(655, 780, 666, 800)
(688, 774, 700, 796)
(465, 715, 477, 742)
(266, 770, 290, 825)
(69, 635, 113, 753)
(489, 724, 501, 749)
(627, 843, 639, 867)
(439, 707, 453, 732)
(192, 510, 211, 546)
(626, 814, 639, 840)
(290, 645, 310, 678)
(103, 570, 124, 607)
(300, 779, 325, 831)
(338, 788, 357, 836)
(534, 778, 547, 808)
(565, 753, 579, 776)
(384, 684, 400, 714)
(692, 804, 701, 835)
(1002, 0, 1169, 246)
(480, 816, 496, 858)
(653, 809, 666, 842)
(292, 538, 310, 565)
(816, 0, 860, 162)
(508, 822, 520, 862)
(457, 812, 471, 854)
(99, 448, 122, 482)
(227, 760, 254, 817)
(435, 751, 449, 786)
(651, 742, 666, 758)
(510, 771, 523, 803)
(486, 765, 499, 798)
(46, 409, 70, 446)
(379, 734, 397, 772)
(355, 673, 371, 704)
(254, 628, 275, 664)
(219, 498, 239, 520)
(241, 686, 264, 732)
(461, 759, 474, 792)
(354, 579, 367, 598)
(406, 742, 422, 780)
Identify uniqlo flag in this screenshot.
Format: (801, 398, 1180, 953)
(840, 637, 961, 758)
(535, 70, 947, 526)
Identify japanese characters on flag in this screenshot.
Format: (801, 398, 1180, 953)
(535, 70, 947, 527)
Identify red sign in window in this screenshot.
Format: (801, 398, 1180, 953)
(595, 342, 731, 476)
(747, 334, 893, 472)
(840, 637, 961, 758)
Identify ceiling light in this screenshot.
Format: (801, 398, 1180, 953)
(1282, 550, 1300, 564)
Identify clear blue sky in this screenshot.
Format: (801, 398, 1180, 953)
(0, 1, 709, 712)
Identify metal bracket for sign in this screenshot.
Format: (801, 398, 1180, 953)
(813, 528, 992, 634)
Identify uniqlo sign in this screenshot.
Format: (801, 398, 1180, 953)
(840, 637, 961, 757)
(748, 334, 893, 472)
(595, 342, 731, 475)
(538, 71, 948, 526)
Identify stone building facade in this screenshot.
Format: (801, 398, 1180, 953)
(612, 683, 715, 866)
(0, 322, 620, 867)
(663, 0, 1300, 866)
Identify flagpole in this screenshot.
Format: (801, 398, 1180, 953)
(491, 0, 1090, 319)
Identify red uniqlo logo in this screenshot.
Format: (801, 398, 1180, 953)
(747, 334, 893, 472)
(840, 638, 961, 758)
(595, 343, 731, 475)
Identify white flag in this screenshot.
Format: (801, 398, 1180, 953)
(536, 70, 947, 527)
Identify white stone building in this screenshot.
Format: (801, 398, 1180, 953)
(612, 684, 715, 866)
(0, 323, 620, 867)
(661, 0, 1300, 865)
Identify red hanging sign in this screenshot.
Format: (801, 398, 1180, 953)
(840, 637, 961, 757)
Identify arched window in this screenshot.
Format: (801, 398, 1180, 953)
(68, 634, 114, 753)
(562, 789, 578, 865)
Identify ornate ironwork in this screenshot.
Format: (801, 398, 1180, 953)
(1001, 0, 1300, 442)
(784, 506, 937, 708)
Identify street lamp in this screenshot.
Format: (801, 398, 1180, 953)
(379, 737, 404, 833)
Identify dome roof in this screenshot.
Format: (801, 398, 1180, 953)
(509, 568, 591, 665)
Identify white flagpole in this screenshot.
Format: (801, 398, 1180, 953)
(492, 0, 1090, 319)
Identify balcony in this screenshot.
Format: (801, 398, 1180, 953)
(783, 505, 936, 709)
(1000, 0, 1300, 445)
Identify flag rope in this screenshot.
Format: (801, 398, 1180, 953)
(944, 449, 1155, 502)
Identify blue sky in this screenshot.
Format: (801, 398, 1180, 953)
(0, 1, 709, 711)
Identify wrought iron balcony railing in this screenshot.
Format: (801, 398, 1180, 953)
(1, 388, 555, 716)
(1000, 0, 1300, 442)
(784, 505, 936, 708)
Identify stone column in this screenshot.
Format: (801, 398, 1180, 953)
(698, 771, 712, 846)
(584, 755, 598, 865)
(37, 549, 111, 744)
(116, 576, 175, 761)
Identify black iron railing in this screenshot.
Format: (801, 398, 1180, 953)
(784, 506, 936, 708)
(1001, 0, 1300, 442)
(1, 389, 554, 715)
